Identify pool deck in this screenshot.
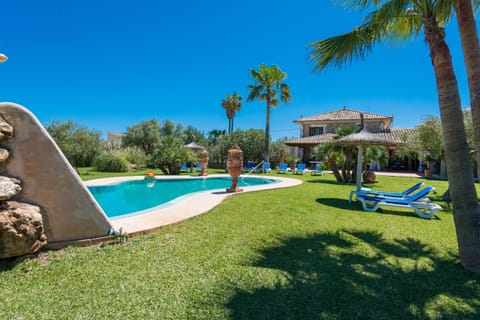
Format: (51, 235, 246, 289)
(85, 174, 302, 234)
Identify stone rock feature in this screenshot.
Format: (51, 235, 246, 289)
(0, 201, 47, 259)
(0, 148, 9, 163)
(0, 115, 47, 259)
(0, 117, 13, 140)
(0, 176, 22, 200)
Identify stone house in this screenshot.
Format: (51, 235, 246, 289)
(284, 107, 417, 171)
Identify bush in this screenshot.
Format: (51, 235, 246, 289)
(94, 152, 129, 172)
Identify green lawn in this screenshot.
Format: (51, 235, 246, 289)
(1, 171, 480, 319)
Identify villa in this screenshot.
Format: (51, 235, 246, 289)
(284, 107, 417, 171)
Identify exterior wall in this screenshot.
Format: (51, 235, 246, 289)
(107, 132, 124, 148)
(0, 103, 113, 245)
(301, 120, 386, 137)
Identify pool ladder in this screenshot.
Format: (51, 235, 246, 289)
(240, 160, 264, 185)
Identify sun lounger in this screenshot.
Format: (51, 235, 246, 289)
(349, 182, 424, 202)
(243, 161, 256, 172)
(311, 163, 325, 176)
(293, 163, 307, 175)
(260, 162, 271, 173)
(355, 186, 441, 219)
(277, 163, 291, 174)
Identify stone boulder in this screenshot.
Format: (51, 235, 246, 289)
(0, 176, 21, 200)
(0, 117, 13, 141)
(0, 201, 47, 259)
(0, 148, 9, 163)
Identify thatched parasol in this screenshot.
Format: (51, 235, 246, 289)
(184, 142, 204, 150)
(334, 129, 396, 191)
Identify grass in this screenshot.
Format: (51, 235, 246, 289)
(1, 171, 480, 319)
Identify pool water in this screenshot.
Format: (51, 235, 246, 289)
(88, 176, 278, 218)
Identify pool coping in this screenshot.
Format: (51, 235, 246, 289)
(84, 174, 302, 234)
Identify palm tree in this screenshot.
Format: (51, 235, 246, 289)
(247, 64, 292, 162)
(310, 1, 480, 274)
(454, 0, 480, 178)
(221, 92, 242, 134)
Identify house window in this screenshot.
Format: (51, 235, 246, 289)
(309, 125, 326, 136)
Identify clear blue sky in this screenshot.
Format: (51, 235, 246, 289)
(0, 1, 475, 140)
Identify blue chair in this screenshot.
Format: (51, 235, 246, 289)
(277, 163, 291, 174)
(180, 162, 187, 172)
(311, 163, 325, 176)
(192, 161, 201, 172)
(350, 182, 424, 202)
(355, 186, 441, 219)
(293, 163, 307, 175)
(243, 161, 257, 172)
(261, 162, 271, 173)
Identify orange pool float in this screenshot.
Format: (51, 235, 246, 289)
(146, 171, 155, 178)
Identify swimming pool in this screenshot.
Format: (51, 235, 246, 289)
(88, 176, 278, 218)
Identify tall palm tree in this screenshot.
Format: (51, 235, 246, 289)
(221, 92, 242, 134)
(454, 0, 480, 179)
(310, 1, 480, 274)
(247, 64, 292, 162)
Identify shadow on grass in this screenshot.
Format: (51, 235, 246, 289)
(227, 230, 480, 320)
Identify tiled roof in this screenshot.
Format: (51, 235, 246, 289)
(284, 133, 337, 146)
(284, 128, 415, 146)
(294, 107, 392, 123)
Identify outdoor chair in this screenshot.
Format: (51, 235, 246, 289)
(293, 163, 307, 175)
(354, 186, 441, 219)
(277, 162, 291, 174)
(349, 182, 425, 202)
(180, 162, 188, 172)
(243, 161, 256, 172)
(311, 163, 325, 176)
(260, 162, 271, 173)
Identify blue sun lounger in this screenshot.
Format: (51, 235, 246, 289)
(277, 163, 291, 174)
(349, 182, 424, 202)
(355, 186, 441, 219)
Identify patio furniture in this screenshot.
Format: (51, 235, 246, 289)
(349, 182, 425, 202)
(311, 163, 325, 176)
(260, 162, 271, 173)
(277, 163, 291, 174)
(355, 186, 441, 219)
(293, 163, 307, 175)
(243, 161, 257, 172)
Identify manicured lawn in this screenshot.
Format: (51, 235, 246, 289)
(1, 171, 480, 319)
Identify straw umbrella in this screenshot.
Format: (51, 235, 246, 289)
(334, 129, 396, 191)
(184, 142, 204, 150)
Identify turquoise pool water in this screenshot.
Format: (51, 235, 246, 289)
(88, 176, 278, 218)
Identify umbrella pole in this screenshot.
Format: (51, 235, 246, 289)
(356, 145, 363, 191)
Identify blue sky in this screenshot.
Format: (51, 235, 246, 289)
(0, 1, 475, 140)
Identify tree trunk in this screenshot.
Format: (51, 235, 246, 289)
(425, 18, 480, 274)
(456, 0, 480, 179)
(330, 162, 343, 182)
(264, 97, 271, 162)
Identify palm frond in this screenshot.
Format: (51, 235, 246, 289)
(246, 85, 263, 102)
(474, 0, 480, 14)
(280, 83, 292, 104)
(337, 0, 382, 10)
(433, 0, 456, 25)
(310, 24, 380, 70)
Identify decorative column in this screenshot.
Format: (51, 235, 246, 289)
(226, 144, 243, 193)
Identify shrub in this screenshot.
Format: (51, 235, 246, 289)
(94, 152, 129, 172)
